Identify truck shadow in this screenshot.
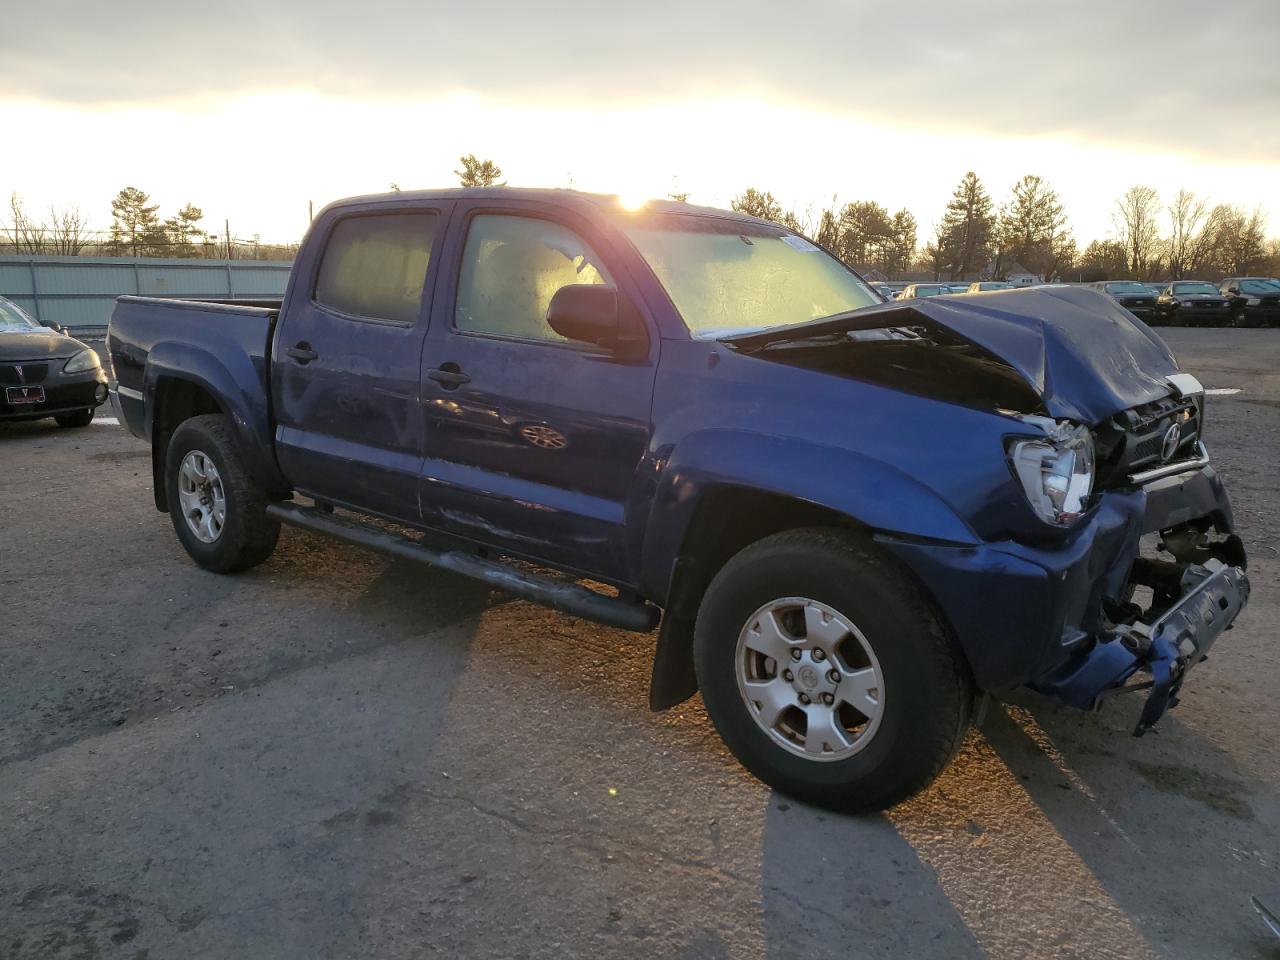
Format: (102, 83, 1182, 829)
(754, 695, 1280, 960)
(977, 699, 1280, 958)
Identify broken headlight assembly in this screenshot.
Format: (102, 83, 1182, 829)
(1007, 420, 1095, 525)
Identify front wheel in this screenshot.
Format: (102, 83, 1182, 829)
(166, 414, 279, 573)
(693, 529, 973, 812)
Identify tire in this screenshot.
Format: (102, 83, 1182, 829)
(693, 528, 973, 813)
(165, 414, 279, 573)
(55, 408, 94, 428)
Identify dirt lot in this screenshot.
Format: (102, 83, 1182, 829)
(1, 328, 1278, 959)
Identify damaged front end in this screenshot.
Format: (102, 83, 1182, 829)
(723, 287, 1251, 734)
(1027, 372, 1250, 734)
(1033, 524, 1248, 735)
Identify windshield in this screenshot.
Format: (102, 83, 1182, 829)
(1240, 280, 1280, 294)
(622, 216, 878, 338)
(0, 298, 41, 332)
(1173, 282, 1219, 296)
(1105, 282, 1150, 294)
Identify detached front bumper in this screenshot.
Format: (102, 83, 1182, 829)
(1032, 557, 1248, 734)
(878, 463, 1249, 734)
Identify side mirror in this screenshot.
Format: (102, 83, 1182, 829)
(547, 284, 635, 352)
(40, 320, 66, 335)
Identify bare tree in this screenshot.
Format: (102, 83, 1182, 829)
(5, 193, 43, 253)
(45, 205, 90, 256)
(1166, 190, 1211, 279)
(1206, 205, 1269, 276)
(1112, 186, 1163, 278)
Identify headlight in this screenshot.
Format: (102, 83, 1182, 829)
(63, 349, 102, 374)
(1007, 421, 1095, 525)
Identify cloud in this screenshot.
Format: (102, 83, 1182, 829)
(8, 0, 1280, 162)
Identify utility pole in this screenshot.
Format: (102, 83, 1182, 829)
(308, 200, 314, 223)
(224, 219, 232, 260)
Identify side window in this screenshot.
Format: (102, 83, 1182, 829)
(455, 214, 611, 342)
(315, 212, 438, 324)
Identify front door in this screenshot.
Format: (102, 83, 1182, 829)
(418, 206, 658, 583)
(273, 205, 449, 521)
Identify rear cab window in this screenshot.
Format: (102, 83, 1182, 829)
(314, 212, 439, 324)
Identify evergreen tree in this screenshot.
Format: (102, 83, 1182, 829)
(455, 155, 505, 187)
(937, 172, 994, 280)
(731, 187, 784, 223)
(109, 186, 162, 256)
(996, 175, 1071, 279)
(163, 204, 205, 257)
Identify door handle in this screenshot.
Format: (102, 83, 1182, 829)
(286, 342, 318, 364)
(427, 365, 470, 388)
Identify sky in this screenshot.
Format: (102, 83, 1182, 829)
(4, 0, 1278, 246)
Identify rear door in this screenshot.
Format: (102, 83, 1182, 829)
(418, 203, 658, 583)
(273, 202, 451, 521)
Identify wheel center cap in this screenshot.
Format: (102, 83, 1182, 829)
(797, 665, 820, 689)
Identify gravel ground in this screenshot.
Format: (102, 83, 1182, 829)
(1, 328, 1277, 959)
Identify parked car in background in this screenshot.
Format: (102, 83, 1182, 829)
(107, 188, 1248, 812)
(1154, 282, 1233, 327)
(898, 283, 952, 299)
(0, 296, 108, 427)
(1219, 277, 1280, 327)
(869, 282, 896, 301)
(966, 281, 1012, 293)
(1092, 281, 1157, 322)
(1144, 284, 1165, 297)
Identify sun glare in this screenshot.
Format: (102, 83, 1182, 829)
(615, 192, 652, 212)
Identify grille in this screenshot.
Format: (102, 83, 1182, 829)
(0, 363, 50, 385)
(1096, 394, 1202, 487)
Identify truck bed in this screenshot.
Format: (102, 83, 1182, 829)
(106, 295, 283, 491)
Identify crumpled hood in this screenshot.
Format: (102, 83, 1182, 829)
(724, 286, 1181, 424)
(0, 330, 84, 362)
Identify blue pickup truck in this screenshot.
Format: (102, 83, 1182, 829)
(107, 188, 1249, 811)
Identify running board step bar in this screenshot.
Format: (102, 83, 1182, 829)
(265, 501, 660, 633)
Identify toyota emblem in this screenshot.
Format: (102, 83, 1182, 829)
(1160, 423, 1181, 462)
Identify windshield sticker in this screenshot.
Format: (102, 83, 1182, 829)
(780, 235, 820, 253)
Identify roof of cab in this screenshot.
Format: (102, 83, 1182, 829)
(319, 187, 768, 226)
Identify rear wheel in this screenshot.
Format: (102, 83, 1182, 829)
(166, 414, 279, 573)
(694, 529, 973, 812)
(55, 408, 94, 428)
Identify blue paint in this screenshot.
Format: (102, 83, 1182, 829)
(106, 188, 1248, 726)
